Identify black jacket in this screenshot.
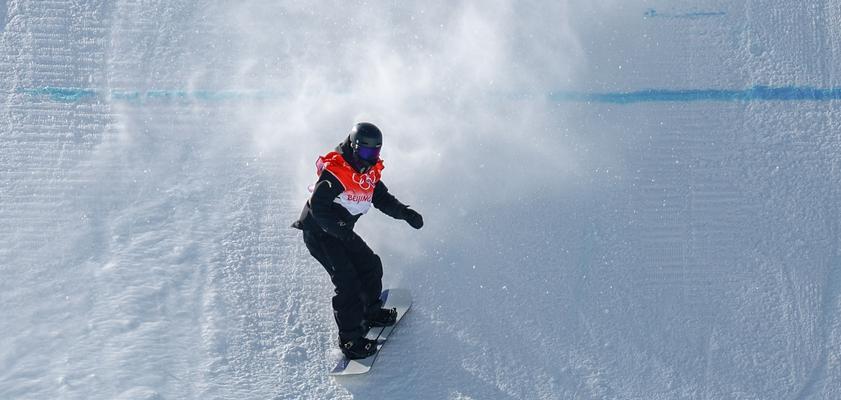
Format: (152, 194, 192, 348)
(292, 144, 407, 240)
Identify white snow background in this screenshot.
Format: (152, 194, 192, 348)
(2, 0, 840, 399)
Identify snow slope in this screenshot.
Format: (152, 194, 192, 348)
(1, 1, 840, 399)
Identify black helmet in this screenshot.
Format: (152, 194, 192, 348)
(348, 122, 382, 164)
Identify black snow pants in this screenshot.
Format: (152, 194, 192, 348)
(302, 228, 384, 342)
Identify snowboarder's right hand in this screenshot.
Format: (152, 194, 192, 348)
(402, 208, 424, 229)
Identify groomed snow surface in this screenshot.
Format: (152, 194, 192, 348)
(2, 1, 840, 399)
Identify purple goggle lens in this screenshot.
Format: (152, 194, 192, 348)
(356, 145, 381, 161)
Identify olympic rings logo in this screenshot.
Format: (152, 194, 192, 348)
(352, 172, 377, 190)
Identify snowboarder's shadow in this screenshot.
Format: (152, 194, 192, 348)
(333, 308, 520, 400)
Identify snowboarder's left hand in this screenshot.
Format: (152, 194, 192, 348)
(403, 207, 423, 229)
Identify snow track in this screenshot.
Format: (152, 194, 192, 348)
(2, 1, 841, 399)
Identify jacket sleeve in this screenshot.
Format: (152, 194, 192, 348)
(310, 170, 350, 239)
(372, 180, 407, 220)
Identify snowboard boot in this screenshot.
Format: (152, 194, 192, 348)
(366, 307, 398, 328)
(340, 336, 378, 360)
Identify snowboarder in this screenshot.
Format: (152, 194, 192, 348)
(292, 122, 424, 359)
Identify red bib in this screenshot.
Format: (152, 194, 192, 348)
(314, 151, 384, 215)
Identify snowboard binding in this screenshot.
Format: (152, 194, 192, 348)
(340, 337, 378, 359)
(366, 307, 398, 328)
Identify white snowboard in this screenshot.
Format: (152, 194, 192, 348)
(329, 288, 412, 376)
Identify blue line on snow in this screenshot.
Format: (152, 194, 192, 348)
(17, 86, 841, 104)
(549, 86, 841, 104)
(18, 87, 99, 101)
(16, 87, 282, 102)
(644, 8, 727, 19)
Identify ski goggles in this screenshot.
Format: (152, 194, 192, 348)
(356, 145, 381, 162)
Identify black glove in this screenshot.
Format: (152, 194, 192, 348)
(402, 207, 424, 229)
